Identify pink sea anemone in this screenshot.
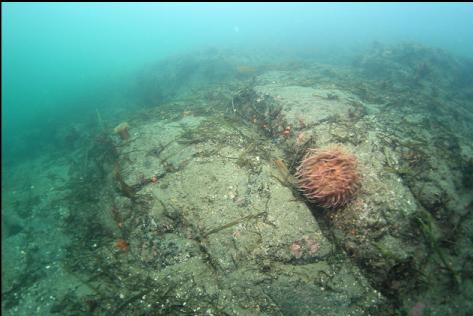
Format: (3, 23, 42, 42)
(296, 145, 360, 208)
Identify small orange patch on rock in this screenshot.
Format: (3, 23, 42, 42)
(282, 126, 291, 137)
(289, 241, 302, 258)
(236, 65, 257, 74)
(115, 239, 129, 251)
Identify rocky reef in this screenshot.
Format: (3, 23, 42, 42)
(3, 44, 473, 315)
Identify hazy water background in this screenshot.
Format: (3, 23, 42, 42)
(3, 4, 473, 315)
(3, 3, 473, 167)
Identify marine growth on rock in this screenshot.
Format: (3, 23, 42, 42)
(296, 145, 361, 208)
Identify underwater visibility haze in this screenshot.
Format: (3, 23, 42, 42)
(2, 3, 473, 315)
